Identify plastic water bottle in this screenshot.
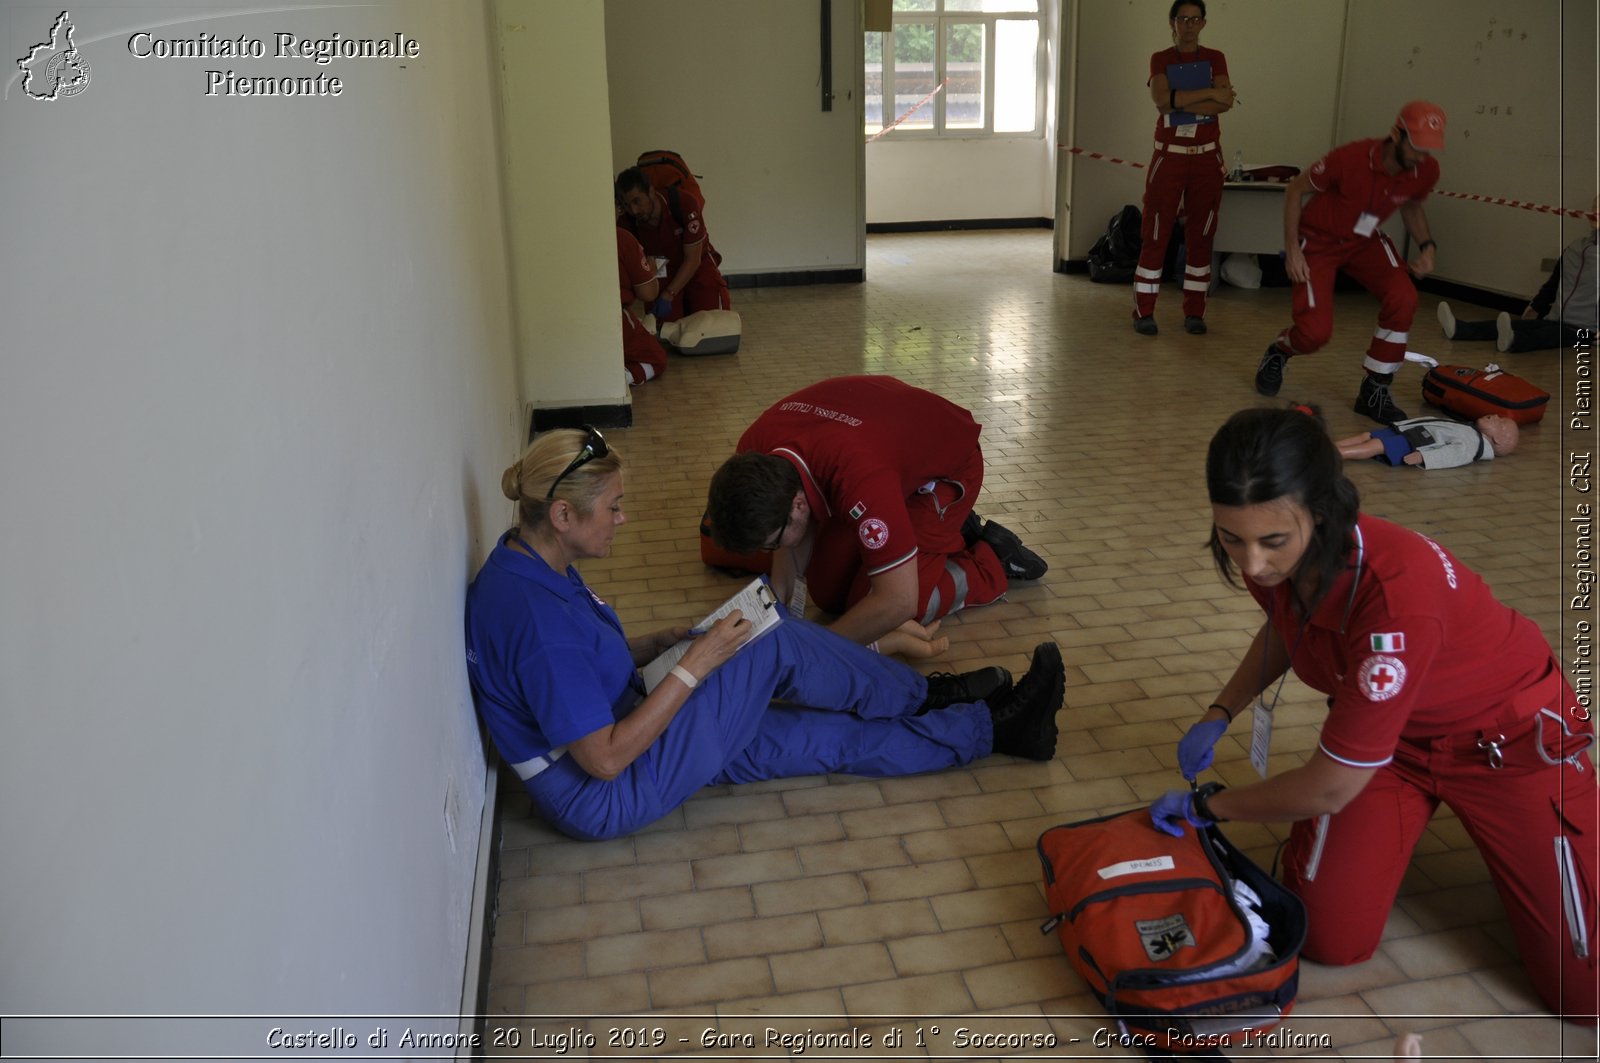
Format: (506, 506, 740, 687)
(1231, 149, 1244, 181)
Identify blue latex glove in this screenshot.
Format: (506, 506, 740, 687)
(1150, 789, 1213, 838)
(1178, 717, 1229, 781)
(651, 295, 672, 320)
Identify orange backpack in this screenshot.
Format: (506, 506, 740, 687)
(1037, 809, 1306, 1053)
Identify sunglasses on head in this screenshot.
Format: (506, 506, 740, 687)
(545, 426, 609, 500)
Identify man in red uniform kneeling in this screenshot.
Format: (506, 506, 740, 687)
(616, 166, 731, 323)
(705, 376, 1047, 657)
(616, 227, 668, 386)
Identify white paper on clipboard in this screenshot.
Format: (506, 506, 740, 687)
(640, 578, 782, 691)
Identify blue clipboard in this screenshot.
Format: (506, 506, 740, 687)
(1165, 59, 1213, 127)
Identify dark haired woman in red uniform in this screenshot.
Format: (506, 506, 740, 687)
(1152, 407, 1597, 1024)
(1131, 0, 1235, 337)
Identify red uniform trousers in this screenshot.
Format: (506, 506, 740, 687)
(1134, 145, 1225, 320)
(804, 448, 1009, 626)
(1277, 232, 1416, 376)
(621, 310, 667, 385)
(1283, 705, 1598, 1024)
(665, 255, 731, 322)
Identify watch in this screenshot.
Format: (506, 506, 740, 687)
(1192, 781, 1227, 823)
(1418, 239, 1437, 252)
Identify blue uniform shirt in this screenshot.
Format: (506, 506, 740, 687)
(464, 534, 643, 774)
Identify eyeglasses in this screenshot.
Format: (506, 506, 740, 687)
(760, 512, 791, 552)
(1173, 15, 1205, 24)
(545, 426, 609, 500)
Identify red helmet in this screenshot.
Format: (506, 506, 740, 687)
(1396, 100, 1446, 151)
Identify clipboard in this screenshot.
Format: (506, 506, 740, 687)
(639, 578, 782, 691)
(1165, 59, 1213, 127)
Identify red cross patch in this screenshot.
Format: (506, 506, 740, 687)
(1357, 654, 1407, 702)
(858, 518, 889, 550)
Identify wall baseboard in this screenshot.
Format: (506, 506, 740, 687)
(458, 750, 501, 1062)
(727, 268, 864, 290)
(529, 404, 633, 441)
(1057, 258, 1525, 314)
(1415, 276, 1525, 314)
(870, 217, 1052, 234)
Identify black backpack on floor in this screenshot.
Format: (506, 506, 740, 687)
(1088, 205, 1142, 283)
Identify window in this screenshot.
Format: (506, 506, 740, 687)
(865, 0, 1042, 139)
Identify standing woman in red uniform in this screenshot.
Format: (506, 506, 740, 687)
(1152, 407, 1597, 1024)
(1132, 0, 1235, 337)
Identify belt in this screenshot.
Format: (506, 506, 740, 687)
(1404, 708, 1593, 771)
(512, 745, 568, 781)
(1157, 141, 1219, 155)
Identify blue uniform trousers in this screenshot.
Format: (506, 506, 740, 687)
(530, 617, 993, 840)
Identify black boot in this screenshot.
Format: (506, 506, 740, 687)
(1255, 344, 1288, 396)
(918, 666, 1013, 714)
(959, 510, 984, 548)
(979, 519, 1048, 581)
(1354, 372, 1407, 424)
(988, 643, 1065, 760)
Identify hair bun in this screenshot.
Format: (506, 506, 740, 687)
(501, 461, 524, 502)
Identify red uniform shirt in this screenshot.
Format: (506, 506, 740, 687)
(624, 187, 713, 268)
(1248, 515, 1563, 768)
(616, 227, 654, 306)
(1148, 45, 1228, 146)
(1298, 138, 1439, 245)
(736, 376, 983, 579)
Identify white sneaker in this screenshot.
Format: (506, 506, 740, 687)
(1436, 301, 1456, 339)
(1495, 311, 1513, 353)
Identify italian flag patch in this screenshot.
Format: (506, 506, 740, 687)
(1370, 632, 1406, 653)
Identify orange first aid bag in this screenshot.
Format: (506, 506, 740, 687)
(1037, 809, 1306, 1053)
(1421, 363, 1550, 425)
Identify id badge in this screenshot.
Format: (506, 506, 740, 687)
(1176, 123, 1197, 139)
(1249, 695, 1273, 779)
(788, 576, 808, 618)
(1353, 212, 1380, 237)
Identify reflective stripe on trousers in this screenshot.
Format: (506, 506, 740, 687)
(921, 558, 971, 626)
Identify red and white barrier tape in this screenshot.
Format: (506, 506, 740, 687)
(1431, 189, 1595, 221)
(1059, 143, 1596, 221)
(1059, 145, 1145, 170)
(867, 78, 948, 143)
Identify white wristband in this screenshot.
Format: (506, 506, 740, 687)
(669, 665, 699, 690)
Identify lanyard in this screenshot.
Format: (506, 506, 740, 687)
(1260, 526, 1365, 713)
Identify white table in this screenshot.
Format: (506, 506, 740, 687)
(1213, 181, 1288, 256)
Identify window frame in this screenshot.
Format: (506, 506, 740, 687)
(866, 3, 1044, 140)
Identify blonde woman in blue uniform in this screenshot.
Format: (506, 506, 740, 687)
(465, 428, 1065, 841)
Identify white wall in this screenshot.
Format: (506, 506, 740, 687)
(495, 0, 628, 412)
(865, 0, 1059, 224)
(867, 135, 1056, 223)
(1057, 0, 1347, 262)
(0, 0, 518, 1050)
(605, 0, 864, 274)
(1338, 0, 1597, 297)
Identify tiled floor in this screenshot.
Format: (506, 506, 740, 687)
(484, 230, 1595, 1059)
